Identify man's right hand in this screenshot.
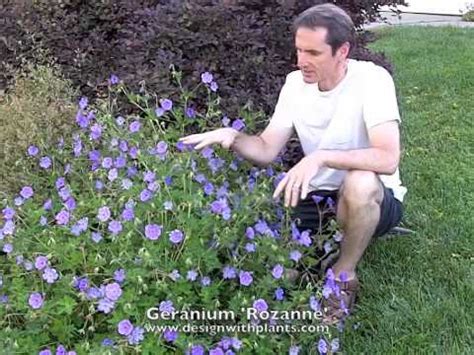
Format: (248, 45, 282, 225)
(178, 128, 239, 150)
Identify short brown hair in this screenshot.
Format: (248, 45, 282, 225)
(292, 3, 355, 56)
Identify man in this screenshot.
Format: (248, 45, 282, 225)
(179, 3, 406, 324)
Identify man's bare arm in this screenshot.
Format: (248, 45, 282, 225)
(314, 121, 401, 174)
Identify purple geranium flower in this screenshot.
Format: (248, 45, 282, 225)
(40, 156, 52, 169)
(231, 119, 245, 131)
(164, 329, 178, 343)
(310, 296, 321, 312)
(210, 81, 218, 92)
(108, 220, 123, 235)
(127, 326, 144, 345)
(97, 206, 111, 222)
(145, 224, 162, 240)
(97, 297, 115, 313)
(187, 270, 198, 281)
(188, 345, 205, 355)
(200, 276, 211, 286)
(35, 256, 49, 270)
(239, 271, 253, 286)
(2, 207, 15, 220)
(318, 339, 328, 354)
(109, 74, 119, 85)
(105, 282, 122, 301)
(114, 269, 126, 283)
(275, 287, 285, 301)
(222, 266, 237, 279)
(253, 299, 268, 312)
(155, 107, 165, 117)
(272, 264, 284, 279)
(160, 98, 173, 111)
(91, 232, 103, 243)
(140, 189, 153, 202)
(28, 292, 44, 309)
(42, 267, 59, 284)
(55, 210, 70, 225)
(159, 300, 175, 313)
(121, 208, 135, 221)
(117, 319, 134, 336)
(290, 250, 302, 262)
(201, 71, 213, 84)
(90, 123, 102, 140)
(27, 145, 39, 156)
(169, 229, 184, 244)
(129, 120, 141, 133)
(3, 243, 13, 253)
(185, 106, 196, 119)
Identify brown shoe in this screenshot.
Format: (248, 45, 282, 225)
(321, 277, 359, 325)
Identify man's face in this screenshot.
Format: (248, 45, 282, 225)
(295, 27, 345, 84)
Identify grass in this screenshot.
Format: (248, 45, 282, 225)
(342, 26, 474, 353)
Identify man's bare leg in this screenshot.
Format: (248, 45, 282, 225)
(332, 170, 384, 281)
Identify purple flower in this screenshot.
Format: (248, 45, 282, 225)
(239, 271, 253, 286)
(160, 99, 173, 111)
(323, 241, 332, 254)
(201, 71, 213, 84)
(310, 296, 320, 312)
(2, 243, 13, 253)
(27, 145, 39, 156)
(105, 282, 122, 301)
(253, 299, 268, 312)
(203, 182, 214, 196)
(35, 256, 49, 270)
(245, 227, 255, 239)
(79, 96, 88, 109)
(169, 229, 184, 244)
(43, 199, 52, 211)
(155, 107, 165, 117)
(290, 250, 302, 262)
(95, 180, 104, 190)
(121, 179, 133, 190)
(129, 120, 141, 133)
(19, 186, 33, 199)
(108, 168, 118, 182)
(317, 339, 328, 354)
(2, 220, 15, 235)
(40, 156, 52, 169)
(330, 339, 340, 352)
(102, 157, 113, 169)
(164, 176, 173, 186)
(159, 300, 175, 313)
(28, 292, 44, 309)
(42, 267, 59, 283)
(163, 201, 173, 210)
(156, 141, 168, 156)
(64, 197, 76, 211)
(127, 326, 144, 345)
(97, 298, 115, 313)
(210, 81, 218, 92)
(117, 319, 134, 336)
(188, 345, 205, 355)
(91, 232, 102, 243)
(108, 220, 123, 235)
(56, 345, 67, 355)
(55, 210, 70, 225)
(289, 346, 300, 355)
(275, 287, 285, 301)
(164, 329, 178, 343)
(221, 116, 230, 126)
(255, 219, 269, 235)
(90, 123, 102, 140)
(201, 147, 214, 159)
(2, 207, 15, 220)
(97, 206, 111, 222)
(222, 266, 237, 279)
(169, 269, 181, 281)
(245, 243, 256, 253)
(116, 116, 125, 127)
(121, 208, 135, 221)
(185, 106, 196, 118)
(114, 269, 126, 283)
(231, 119, 245, 131)
(109, 74, 119, 85)
(39, 216, 48, 226)
(201, 276, 211, 286)
(297, 231, 312, 247)
(187, 270, 198, 281)
(145, 224, 162, 240)
(38, 349, 52, 355)
(140, 189, 153, 202)
(272, 264, 284, 279)
(76, 111, 90, 128)
(312, 195, 324, 204)
(102, 338, 115, 347)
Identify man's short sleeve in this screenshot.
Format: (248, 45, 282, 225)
(268, 74, 294, 129)
(363, 67, 401, 129)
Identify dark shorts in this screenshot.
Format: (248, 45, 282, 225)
(290, 185, 403, 238)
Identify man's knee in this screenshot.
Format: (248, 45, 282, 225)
(338, 170, 383, 205)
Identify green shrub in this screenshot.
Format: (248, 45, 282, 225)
(462, 10, 474, 22)
(0, 61, 77, 197)
(0, 70, 344, 354)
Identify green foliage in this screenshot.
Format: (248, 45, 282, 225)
(0, 70, 341, 354)
(0, 60, 77, 197)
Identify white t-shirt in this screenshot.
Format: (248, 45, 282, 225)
(268, 59, 407, 202)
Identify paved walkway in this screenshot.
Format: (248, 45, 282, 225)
(364, 11, 474, 29)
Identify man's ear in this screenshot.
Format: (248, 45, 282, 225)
(338, 42, 350, 59)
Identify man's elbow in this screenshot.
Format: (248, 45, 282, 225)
(382, 153, 400, 175)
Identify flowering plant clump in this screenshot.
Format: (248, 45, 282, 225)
(0, 70, 343, 354)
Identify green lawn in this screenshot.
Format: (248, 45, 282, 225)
(342, 26, 474, 353)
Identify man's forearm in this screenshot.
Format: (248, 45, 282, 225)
(315, 148, 399, 175)
(231, 133, 273, 167)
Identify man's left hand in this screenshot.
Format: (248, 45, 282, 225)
(273, 154, 323, 207)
